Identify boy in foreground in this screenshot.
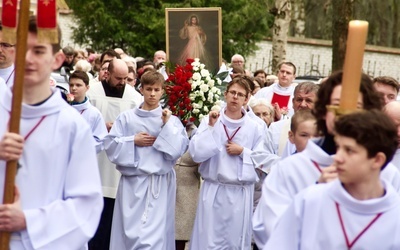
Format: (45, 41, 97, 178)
(265, 110, 400, 249)
(0, 16, 103, 248)
(104, 70, 188, 249)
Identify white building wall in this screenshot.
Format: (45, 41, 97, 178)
(246, 38, 400, 79)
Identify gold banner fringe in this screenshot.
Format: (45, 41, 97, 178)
(2, 27, 17, 45)
(37, 28, 58, 44)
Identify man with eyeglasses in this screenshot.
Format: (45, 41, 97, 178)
(0, 22, 16, 88)
(89, 60, 110, 85)
(255, 61, 297, 120)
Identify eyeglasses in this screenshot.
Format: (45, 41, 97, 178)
(0, 42, 14, 49)
(227, 90, 247, 98)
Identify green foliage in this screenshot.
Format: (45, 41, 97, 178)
(66, 0, 165, 57)
(66, 0, 272, 60)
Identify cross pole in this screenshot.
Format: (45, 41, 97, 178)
(0, 0, 30, 248)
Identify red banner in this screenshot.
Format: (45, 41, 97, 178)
(37, 0, 58, 44)
(1, 0, 18, 44)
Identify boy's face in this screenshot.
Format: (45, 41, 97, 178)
(289, 120, 317, 152)
(224, 83, 248, 113)
(140, 81, 163, 110)
(69, 77, 89, 102)
(25, 32, 64, 87)
(374, 82, 398, 105)
(325, 85, 363, 134)
(333, 134, 381, 185)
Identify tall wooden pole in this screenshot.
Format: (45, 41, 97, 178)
(0, 0, 30, 248)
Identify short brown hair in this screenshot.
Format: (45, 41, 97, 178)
(335, 109, 398, 170)
(290, 109, 316, 133)
(373, 76, 400, 93)
(277, 61, 296, 75)
(227, 76, 252, 97)
(140, 69, 164, 86)
(28, 16, 62, 54)
(69, 70, 89, 86)
(254, 69, 267, 79)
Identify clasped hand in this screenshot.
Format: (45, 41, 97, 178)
(225, 141, 243, 155)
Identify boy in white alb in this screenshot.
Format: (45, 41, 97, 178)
(104, 70, 188, 249)
(69, 70, 107, 153)
(265, 110, 400, 249)
(252, 71, 400, 249)
(189, 77, 265, 250)
(0, 16, 103, 249)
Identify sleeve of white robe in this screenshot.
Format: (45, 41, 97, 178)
(189, 117, 223, 163)
(23, 122, 103, 249)
(253, 161, 293, 248)
(251, 131, 281, 174)
(263, 192, 302, 250)
(92, 111, 108, 153)
(238, 125, 265, 181)
(103, 114, 137, 167)
(152, 117, 189, 161)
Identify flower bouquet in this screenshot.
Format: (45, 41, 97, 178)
(163, 58, 223, 125)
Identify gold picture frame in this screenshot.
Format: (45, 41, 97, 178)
(165, 7, 222, 74)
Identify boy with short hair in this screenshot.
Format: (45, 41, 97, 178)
(265, 110, 400, 249)
(288, 109, 317, 154)
(69, 70, 108, 153)
(0, 16, 103, 248)
(104, 69, 188, 249)
(189, 76, 265, 249)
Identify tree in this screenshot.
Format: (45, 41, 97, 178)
(66, 0, 165, 57)
(331, 0, 352, 71)
(270, 0, 291, 73)
(66, 0, 272, 60)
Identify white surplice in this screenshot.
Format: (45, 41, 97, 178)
(87, 82, 142, 198)
(0, 88, 103, 249)
(72, 98, 108, 153)
(0, 64, 15, 88)
(254, 82, 295, 117)
(189, 108, 265, 250)
(253, 139, 400, 249)
(104, 105, 188, 250)
(264, 179, 400, 250)
(391, 148, 400, 171)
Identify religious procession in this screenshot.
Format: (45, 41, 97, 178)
(1, 1, 400, 250)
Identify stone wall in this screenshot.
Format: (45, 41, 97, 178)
(246, 37, 400, 80)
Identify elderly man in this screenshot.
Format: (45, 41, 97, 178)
(373, 76, 400, 104)
(251, 81, 319, 178)
(255, 61, 297, 119)
(87, 58, 143, 250)
(153, 50, 166, 66)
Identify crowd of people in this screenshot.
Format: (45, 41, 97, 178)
(1, 17, 400, 250)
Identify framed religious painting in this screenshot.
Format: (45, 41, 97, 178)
(165, 7, 222, 74)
